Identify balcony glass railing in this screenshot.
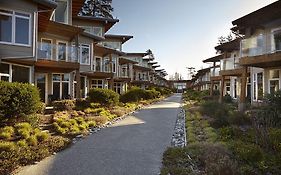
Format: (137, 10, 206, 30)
(37, 42, 79, 62)
(119, 69, 129, 78)
(220, 57, 240, 71)
(210, 67, 220, 77)
(241, 31, 281, 57)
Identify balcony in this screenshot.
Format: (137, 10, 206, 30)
(220, 57, 240, 71)
(210, 67, 220, 77)
(37, 42, 79, 63)
(240, 31, 281, 67)
(119, 68, 129, 78)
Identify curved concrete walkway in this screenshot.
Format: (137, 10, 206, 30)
(16, 94, 182, 175)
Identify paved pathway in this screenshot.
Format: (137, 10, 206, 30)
(16, 94, 182, 175)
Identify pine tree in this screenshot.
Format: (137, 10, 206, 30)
(80, 0, 114, 19)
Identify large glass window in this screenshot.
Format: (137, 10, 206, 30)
(57, 42, 67, 61)
(0, 9, 30, 45)
(95, 57, 102, 72)
(41, 39, 52, 59)
(0, 63, 10, 81)
(12, 65, 30, 83)
(257, 73, 263, 100)
(112, 57, 116, 73)
(273, 30, 281, 51)
(91, 79, 103, 89)
(103, 57, 110, 72)
(54, 0, 68, 23)
(0, 12, 12, 42)
(52, 73, 70, 100)
(80, 44, 90, 64)
(103, 42, 121, 50)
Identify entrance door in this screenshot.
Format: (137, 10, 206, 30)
(36, 74, 47, 103)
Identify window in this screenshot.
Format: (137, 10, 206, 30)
(94, 57, 102, 71)
(112, 57, 116, 73)
(103, 57, 110, 72)
(57, 41, 67, 61)
(0, 63, 30, 83)
(257, 73, 263, 100)
(103, 42, 121, 50)
(273, 29, 281, 51)
(114, 82, 122, 94)
(40, 39, 52, 59)
(80, 44, 90, 65)
(0, 63, 10, 81)
(82, 26, 103, 37)
(91, 79, 103, 89)
(269, 70, 280, 94)
(0, 9, 30, 45)
(234, 79, 237, 99)
(52, 73, 70, 100)
(54, 0, 68, 23)
(12, 65, 30, 83)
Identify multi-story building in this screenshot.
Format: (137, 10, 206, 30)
(190, 68, 210, 91)
(232, 1, 281, 108)
(203, 54, 222, 95)
(0, 0, 169, 104)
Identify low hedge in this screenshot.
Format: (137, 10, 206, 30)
(53, 100, 75, 111)
(0, 81, 41, 122)
(88, 88, 119, 106)
(120, 87, 161, 103)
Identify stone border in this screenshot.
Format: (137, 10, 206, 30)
(171, 105, 187, 147)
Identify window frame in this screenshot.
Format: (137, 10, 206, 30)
(0, 8, 31, 46)
(56, 40, 68, 61)
(0, 62, 31, 83)
(79, 44, 90, 65)
(40, 38, 53, 60)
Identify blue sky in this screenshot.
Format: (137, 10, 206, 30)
(109, 0, 277, 79)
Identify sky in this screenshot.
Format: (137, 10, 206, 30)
(108, 0, 277, 79)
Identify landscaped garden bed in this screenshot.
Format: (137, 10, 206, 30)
(0, 81, 173, 175)
(161, 89, 281, 175)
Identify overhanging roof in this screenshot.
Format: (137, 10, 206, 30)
(81, 31, 105, 42)
(125, 52, 149, 57)
(73, 16, 119, 32)
(119, 57, 138, 64)
(105, 34, 133, 44)
(215, 38, 241, 52)
(203, 54, 223, 63)
(232, 1, 281, 34)
(32, 0, 57, 8)
(41, 21, 84, 39)
(94, 45, 125, 56)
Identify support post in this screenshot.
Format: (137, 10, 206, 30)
(219, 76, 225, 103)
(239, 66, 247, 112)
(210, 80, 214, 96)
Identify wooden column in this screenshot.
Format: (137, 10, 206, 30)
(75, 69, 81, 99)
(239, 66, 248, 112)
(210, 80, 214, 96)
(219, 76, 225, 103)
(74, 35, 81, 99)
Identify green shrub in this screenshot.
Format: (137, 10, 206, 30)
(223, 94, 233, 103)
(0, 126, 15, 140)
(35, 132, 49, 142)
(120, 87, 148, 103)
(0, 81, 41, 121)
(15, 122, 33, 139)
(145, 89, 161, 99)
(93, 116, 108, 125)
(0, 141, 16, 151)
(88, 121, 96, 127)
(26, 135, 38, 146)
(269, 128, 281, 152)
(229, 140, 264, 163)
(88, 88, 119, 106)
(75, 99, 89, 110)
(22, 114, 41, 128)
(53, 100, 75, 111)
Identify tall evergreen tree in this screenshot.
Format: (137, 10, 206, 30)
(80, 0, 114, 19)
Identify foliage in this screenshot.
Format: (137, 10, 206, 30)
(223, 93, 233, 103)
(0, 81, 41, 122)
(0, 136, 69, 175)
(120, 87, 163, 103)
(75, 99, 90, 111)
(161, 143, 238, 175)
(182, 89, 209, 102)
(88, 88, 119, 106)
(53, 100, 75, 111)
(80, 0, 114, 18)
(0, 126, 15, 140)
